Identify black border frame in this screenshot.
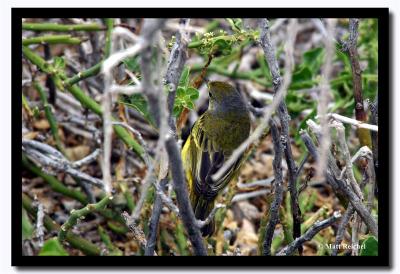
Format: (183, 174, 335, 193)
(12, 7, 390, 267)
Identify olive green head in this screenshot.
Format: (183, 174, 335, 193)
(207, 81, 247, 114)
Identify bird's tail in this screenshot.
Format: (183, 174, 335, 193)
(192, 197, 215, 237)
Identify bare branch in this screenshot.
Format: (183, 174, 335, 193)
(332, 121, 364, 199)
(165, 18, 190, 133)
(332, 205, 354, 256)
(299, 129, 378, 238)
(260, 18, 303, 253)
(101, 19, 115, 195)
(145, 179, 168, 256)
(322, 113, 378, 132)
(196, 204, 226, 229)
(263, 119, 284, 256)
(72, 149, 100, 168)
(231, 189, 270, 203)
(33, 198, 45, 247)
(236, 177, 274, 189)
(121, 211, 155, 255)
(23, 140, 103, 188)
(316, 18, 336, 179)
(165, 134, 207, 255)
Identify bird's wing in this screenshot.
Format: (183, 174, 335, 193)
(188, 114, 242, 200)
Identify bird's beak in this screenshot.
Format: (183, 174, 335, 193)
(205, 78, 211, 90)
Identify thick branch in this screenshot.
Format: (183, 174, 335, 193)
(260, 18, 302, 254)
(165, 135, 207, 256)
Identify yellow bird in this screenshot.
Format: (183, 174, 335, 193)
(181, 81, 251, 236)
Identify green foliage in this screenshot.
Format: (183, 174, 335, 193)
(303, 47, 325, 74)
(53, 56, 66, 70)
(175, 220, 189, 255)
(173, 66, 199, 117)
(226, 18, 243, 32)
(360, 236, 378, 256)
(98, 226, 123, 256)
(22, 209, 34, 240)
(119, 94, 155, 127)
(123, 55, 140, 73)
(285, 47, 324, 116)
(39, 237, 69, 256)
(189, 19, 258, 57)
(299, 189, 318, 213)
(358, 19, 378, 100)
(119, 66, 199, 122)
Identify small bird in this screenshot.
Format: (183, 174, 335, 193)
(181, 81, 250, 236)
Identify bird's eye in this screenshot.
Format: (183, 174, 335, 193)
(209, 92, 213, 98)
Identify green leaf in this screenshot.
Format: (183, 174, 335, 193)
(173, 105, 182, 117)
(179, 66, 190, 88)
(39, 237, 69, 256)
(176, 86, 186, 97)
(212, 38, 232, 55)
(226, 18, 243, 32)
(186, 87, 199, 100)
(53, 56, 65, 70)
(33, 106, 40, 119)
(335, 48, 351, 71)
(303, 47, 325, 74)
(123, 55, 140, 72)
(186, 101, 195, 110)
(360, 236, 378, 256)
(119, 94, 155, 126)
(290, 66, 315, 90)
(22, 209, 34, 240)
(292, 66, 313, 84)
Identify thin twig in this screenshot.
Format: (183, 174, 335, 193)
(369, 97, 378, 173)
(121, 211, 153, 254)
(323, 113, 378, 132)
(195, 204, 226, 229)
(72, 149, 100, 168)
(58, 195, 113, 242)
(33, 198, 45, 247)
(263, 119, 284, 256)
(316, 19, 336, 179)
(100, 18, 115, 195)
(128, 19, 168, 225)
(232, 189, 270, 203)
(110, 121, 151, 166)
(277, 211, 342, 256)
(332, 205, 354, 256)
(345, 18, 371, 147)
(145, 179, 168, 256)
(332, 121, 364, 199)
(236, 177, 274, 189)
